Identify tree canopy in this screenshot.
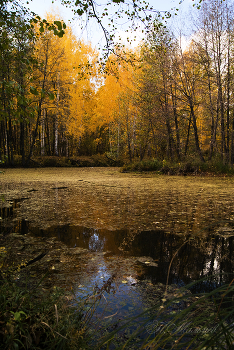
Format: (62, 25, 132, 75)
(2, 0, 232, 168)
(1, 0, 204, 51)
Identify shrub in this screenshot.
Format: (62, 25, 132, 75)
(121, 159, 163, 172)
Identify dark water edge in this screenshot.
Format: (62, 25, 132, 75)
(1, 199, 234, 292)
(1, 197, 234, 349)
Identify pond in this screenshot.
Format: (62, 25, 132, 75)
(1, 168, 234, 345)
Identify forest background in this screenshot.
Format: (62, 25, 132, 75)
(1, 0, 233, 170)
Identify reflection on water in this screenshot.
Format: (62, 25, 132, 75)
(3, 217, 234, 289)
(1, 170, 234, 347)
(17, 221, 232, 347)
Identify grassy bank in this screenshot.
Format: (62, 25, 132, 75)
(0, 154, 124, 168)
(1, 241, 234, 349)
(2, 265, 233, 349)
(0, 246, 91, 350)
(96, 276, 234, 350)
(2, 153, 234, 176)
(121, 158, 234, 176)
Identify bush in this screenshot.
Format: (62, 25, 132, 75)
(121, 157, 234, 176)
(121, 159, 163, 172)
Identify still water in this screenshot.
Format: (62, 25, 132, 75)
(1, 168, 234, 344)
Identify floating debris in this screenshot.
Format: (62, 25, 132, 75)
(136, 256, 158, 267)
(215, 226, 234, 237)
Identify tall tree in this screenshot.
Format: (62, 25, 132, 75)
(194, 0, 234, 163)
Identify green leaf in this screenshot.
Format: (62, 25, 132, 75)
(41, 88, 46, 98)
(57, 30, 65, 38)
(76, 9, 84, 16)
(13, 311, 26, 321)
(48, 92, 55, 100)
(30, 87, 39, 95)
(54, 20, 62, 31)
(13, 342, 19, 350)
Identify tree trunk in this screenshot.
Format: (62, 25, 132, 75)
(20, 121, 25, 165)
(41, 108, 45, 156)
(231, 119, 234, 165)
(26, 40, 49, 166)
(190, 102, 205, 162)
(171, 89, 180, 160)
(226, 34, 231, 164)
(54, 71, 60, 156)
(184, 113, 191, 157)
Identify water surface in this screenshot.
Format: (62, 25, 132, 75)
(1, 168, 234, 344)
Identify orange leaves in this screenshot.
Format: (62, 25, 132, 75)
(95, 51, 140, 127)
(33, 10, 99, 141)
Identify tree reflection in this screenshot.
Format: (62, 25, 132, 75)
(88, 231, 105, 251)
(1, 218, 234, 292)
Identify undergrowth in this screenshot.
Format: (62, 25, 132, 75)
(0, 247, 89, 350)
(121, 158, 234, 176)
(0, 153, 124, 168)
(95, 275, 234, 349)
(1, 246, 234, 349)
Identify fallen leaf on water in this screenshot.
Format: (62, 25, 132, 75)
(122, 280, 128, 284)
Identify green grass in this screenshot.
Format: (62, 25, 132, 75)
(121, 158, 234, 176)
(2, 252, 234, 350)
(1, 245, 234, 350)
(0, 154, 119, 168)
(121, 159, 163, 172)
(95, 275, 234, 349)
(0, 247, 92, 350)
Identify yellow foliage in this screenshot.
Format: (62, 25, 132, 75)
(33, 10, 99, 140)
